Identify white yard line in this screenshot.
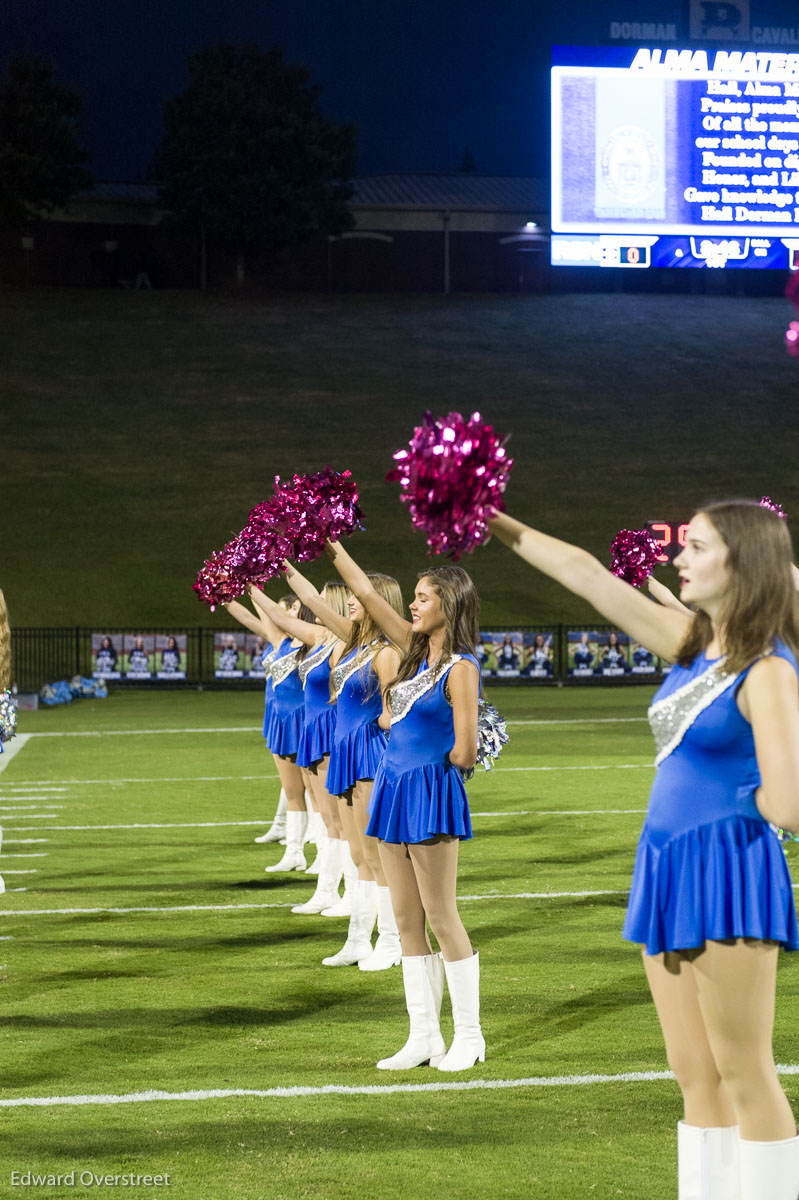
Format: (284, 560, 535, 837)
(2, 1066, 798, 1109)
(0, 734, 32, 773)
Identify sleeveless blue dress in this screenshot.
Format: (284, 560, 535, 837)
(366, 655, 478, 844)
(295, 641, 338, 769)
(261, 641, 278, 738)
(325, 645, 387, 796)
(623, 642, 799, 955)
(263, 640, 304, 757)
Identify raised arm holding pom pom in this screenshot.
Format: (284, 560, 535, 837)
(488, 500, 799, 1197)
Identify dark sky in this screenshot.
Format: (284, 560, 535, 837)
(4, 0, 799, 181)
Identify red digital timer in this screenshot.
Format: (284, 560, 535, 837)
(645, 520, 690, 564)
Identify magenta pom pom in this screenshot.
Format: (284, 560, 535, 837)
(388, 411, 512, 558)
(760, 496, 787, 519)
(194, 468, 364, 606)
(785, 320, 799, 359)
(609, 529, 661, 588)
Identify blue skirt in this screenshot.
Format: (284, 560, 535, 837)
(296, 707, 337, 769)
(622, 815, 799, 955)
(366, 761, 473, 844)
(326, 720, 387, 796)
(264, 707, 304, 758)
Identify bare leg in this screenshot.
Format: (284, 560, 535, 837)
(274, 755, 306, 810)
(408, 838, 473, 962)
(339, 793, 373, 882)
(378, 840, 432, 957)
(691, 939, 796, 1141)
(643, 949, 737, 1128)
(307, 757, 342, 837)
(351, 779, 387, 886)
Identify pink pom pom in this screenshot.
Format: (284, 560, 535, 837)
(785, 320, 799, 359)
(760, 496, 787, 519)
(387, 411, 513, 559)
(194, 469, 364, 605)
(609, 529, 661, 588)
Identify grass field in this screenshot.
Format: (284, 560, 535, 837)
(2, 687, 798, 1199)
(3, 288, 799, 630)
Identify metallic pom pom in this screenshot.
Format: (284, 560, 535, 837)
(609, 529, 661, 588)
(388, 411, 513, 559)
(0, 688, 18, 744)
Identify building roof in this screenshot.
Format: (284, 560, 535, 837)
(351, 174, 547, 211)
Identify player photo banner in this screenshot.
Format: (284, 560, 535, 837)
(92, 634, 122, 681)
(123, 634, 155, 680)
(215, 631, 245, 679)
(156, 633, 187, 681)
(245, 633, 268, 679)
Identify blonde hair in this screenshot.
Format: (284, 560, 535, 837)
(330, 573, 404, 699)
(677, 500, 799, 674)
(321, 581, 349, 620)
(0, 589, 10, 691)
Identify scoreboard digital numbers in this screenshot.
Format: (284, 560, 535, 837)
(551, 45, 799, 269)
(645, 520, 690, 562)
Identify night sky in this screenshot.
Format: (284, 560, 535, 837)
(0, 0, 615, 182)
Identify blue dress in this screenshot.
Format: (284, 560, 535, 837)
(623, 642, 799, 955)
(263, 640, 304, 757)
(296, 641, 338, 769)
(366, 654, 477, 844)
(325, 645, 387, 796)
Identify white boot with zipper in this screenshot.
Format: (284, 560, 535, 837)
(292, 829, 339, 914)
(377, 954, 446, 1070)
(322, 879, 377, 966)
(739, 1131, 799, 1200)
(677, 1122, 740, 1199)
(437, 951, 485, 1072)
(264, 809, 307, 872)
(321, 840, 355, 917)
(359, 886, 402, 971)
(254, 788, 287, 843)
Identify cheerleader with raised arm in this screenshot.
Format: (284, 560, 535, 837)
(250, 582, 354, 916)
(283, 561, 403, 971)
(324, 540, 485, 1073)
(224, 594, 295, 845)
(489, 501, 799, 1200)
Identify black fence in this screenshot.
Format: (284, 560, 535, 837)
(10, 626, 670, 694)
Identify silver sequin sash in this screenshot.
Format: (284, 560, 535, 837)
(331, 645, 378, 699)
(648, 656, 739, 767)
(271, 648, 301, 687)
(389, 655, 462, 726)
(297, 640, 337, 686)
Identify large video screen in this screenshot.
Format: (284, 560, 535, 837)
(551, 45, 799, 269)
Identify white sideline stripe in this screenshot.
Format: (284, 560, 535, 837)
(6, 1067, 799, 1109)
(0, 805, 65, 810)
(509, 717, 649, 726)
(8, 821, 279, 832)
(1, 869, 37, 875)
(0, 764, 652, 787)
(0, 815, 58, 821)
(0, 890, 626, 918)
(0, 734, 32, 772)
(4, 839, 49, 844)
(1, 853, 47, 858)
(0, 785, 67, 792)
(0, 936, 13, 941)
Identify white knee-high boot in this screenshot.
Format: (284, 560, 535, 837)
(739, 1132, 799, 1200)
(677, 1122, 740, 1199)
(322, 879, 377, 966)
(264, 809, 307, 872)
(321, 840, 355, 917)
(304, 812, 327, 875)
(376, 954, 446, 1070)
(359, 886, 402, 971)
(254, 787, 287, 843)
(302, 790, 315, 845)
(438, 951, 485, 1072)
(292, 829, 340, 914)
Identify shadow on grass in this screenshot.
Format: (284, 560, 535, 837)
(2, 994, 342, 1031)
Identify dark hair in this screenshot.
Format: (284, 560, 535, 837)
(677, 500, 799, 674)
(389, 566, 480, 691)
(295, 603, 317, 661)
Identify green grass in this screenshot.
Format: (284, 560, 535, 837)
(3, 289, 799, 629)
(1, 688, 798, 1198)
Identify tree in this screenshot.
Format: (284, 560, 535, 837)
(0, 55, 92, 227)
(155, 43, 356, 285)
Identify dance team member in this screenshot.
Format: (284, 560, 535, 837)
(324, 540, 484, 1072)
(0, 587, 10, 895)
(488, 500, 799, 1200)
(224, 594, 295, 845)
(251, 583, 355, 916)
(284, 561, 403, 971)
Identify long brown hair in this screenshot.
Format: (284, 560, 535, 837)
(677, 500, 799, 674)
(0, 589, 10, 691)
(330, 572, 404, 699)
(389, 565, 480, 690)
